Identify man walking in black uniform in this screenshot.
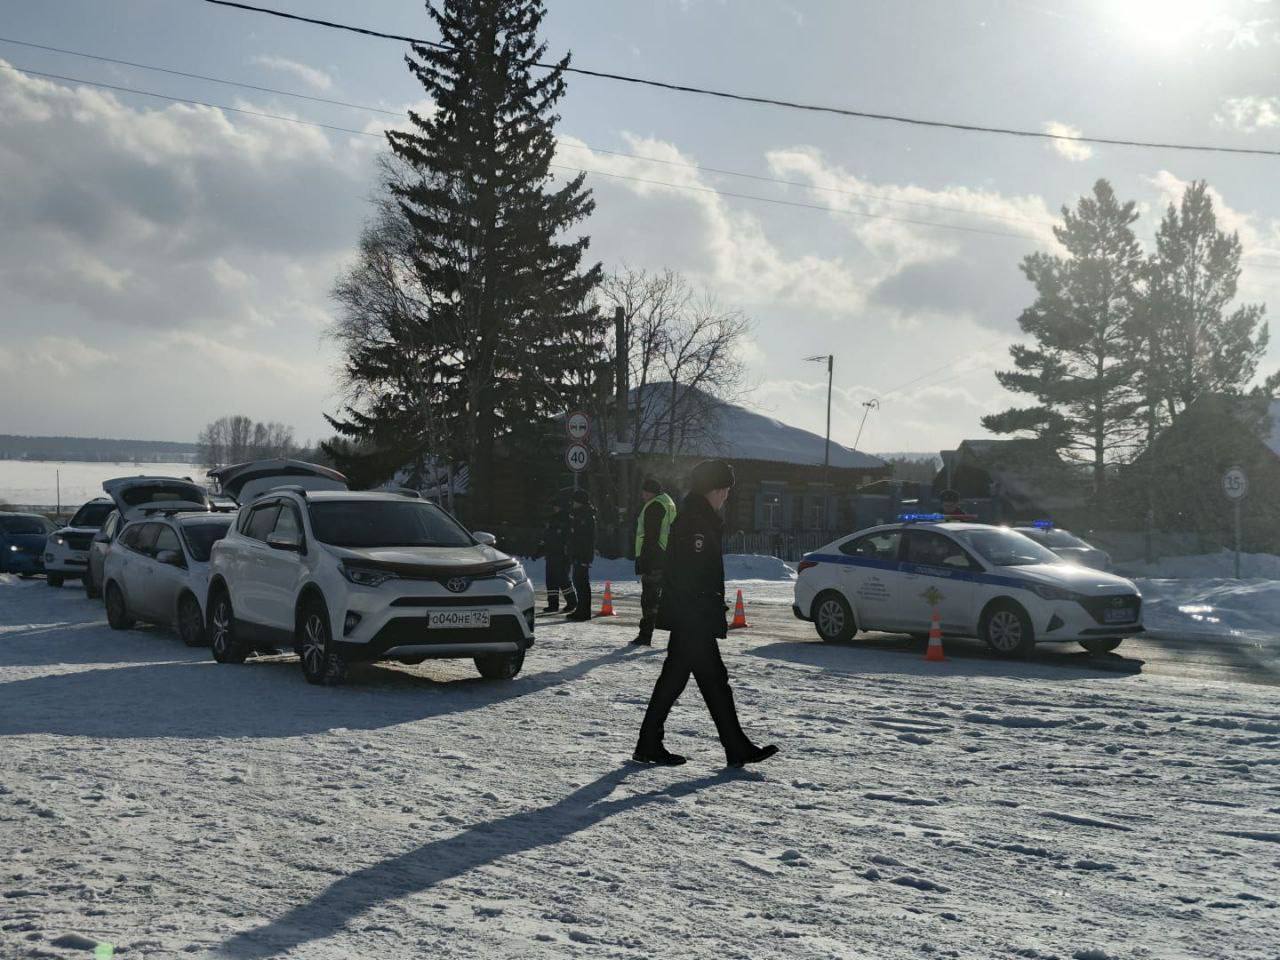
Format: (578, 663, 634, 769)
(634, 460, 778, 768)
(532, 497, 575, 614)
(632, 478, 677, 646)
(566, 489, 595, 622)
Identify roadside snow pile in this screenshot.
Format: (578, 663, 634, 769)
(1118, 550, 1280, 580)
(1139, 577, 1280, 646)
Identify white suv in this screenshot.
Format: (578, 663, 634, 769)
(206, 489, 536, 684)
(44, 497, 115, 587)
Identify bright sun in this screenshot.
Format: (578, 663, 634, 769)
(1107, 0, 1223, 50)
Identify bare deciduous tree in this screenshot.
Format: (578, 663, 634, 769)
(197, 415, 296, 469)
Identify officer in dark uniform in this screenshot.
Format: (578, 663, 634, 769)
(532, 497, 575, 614)
(566, 489, 596, 622)
(634, 460, 778, 768)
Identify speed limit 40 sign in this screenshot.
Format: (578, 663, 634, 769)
(1222, 466, 1248, 500)
(564, 443, 590, 473)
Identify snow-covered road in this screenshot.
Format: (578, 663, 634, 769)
(2, 575, 1278, 960)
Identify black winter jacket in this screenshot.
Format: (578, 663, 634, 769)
(567, 504, 596, 565)
(533, 510, 570, 561)
(656, 492, 727, 638)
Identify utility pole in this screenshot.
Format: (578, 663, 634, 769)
(804, 354, 834, 478)
(615, 306, 630, 557)
(854, 399, 879, 452)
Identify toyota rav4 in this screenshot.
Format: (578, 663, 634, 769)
(206, 489, 535, 684)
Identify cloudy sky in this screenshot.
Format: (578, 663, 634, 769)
(2, 0, 1279, 455)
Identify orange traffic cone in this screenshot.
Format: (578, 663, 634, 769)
(924, 607, 946, 661)
(729, 589, 749, 629)
(597, 581, 616, 617)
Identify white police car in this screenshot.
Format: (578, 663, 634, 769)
(793, 515, 1143, 657)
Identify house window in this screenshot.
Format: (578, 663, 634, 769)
(760, 492, 782, 529)
(809, 498, 827, 530)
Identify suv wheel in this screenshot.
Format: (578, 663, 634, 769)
(209, 591, 247, 664)
(178, 594, 206, 647)
(812, 591, 856, 643)
(47, 574, 64, 588)
(981, 601, 1035, 658)
(300, 603, 347, 686)
(105, 583, 134, 630)
(475, 649, 525, 680)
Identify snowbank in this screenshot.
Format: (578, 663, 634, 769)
(1138, 576, 1280, 645)
(1118, 549, 1280, 580)
(522, 553, 795, 590)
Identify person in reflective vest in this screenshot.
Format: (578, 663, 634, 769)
(631, 478, 677, 646)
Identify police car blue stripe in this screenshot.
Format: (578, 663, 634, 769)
(802, 552, 1034, 593)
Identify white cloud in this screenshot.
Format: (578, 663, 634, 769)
(251, 55, 333, 92)
(1041, 121, 1094, 162)
(1216, 95, 1280, 132)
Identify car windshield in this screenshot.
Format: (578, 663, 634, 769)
(959, 528, 1064, 567)
(0, 515, 51, 535)
(69, 501, 114, 528)
(308, 500, 474, 549)
(181, 519, 233, 562)
(1032, 529, 1089, 548)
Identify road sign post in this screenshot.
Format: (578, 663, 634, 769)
(1222, 466, 1248, 579)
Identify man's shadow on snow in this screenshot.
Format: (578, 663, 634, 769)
(210, 764, 741, 959)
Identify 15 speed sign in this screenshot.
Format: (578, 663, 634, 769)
(565, 443, 589, 473)
(1222, 465, 1248, 501)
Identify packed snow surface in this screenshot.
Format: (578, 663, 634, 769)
(2, 575, 1279, 959)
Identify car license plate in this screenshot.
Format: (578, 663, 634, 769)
(1104, 608, 1133, 624)
(429, 609, 490, 629)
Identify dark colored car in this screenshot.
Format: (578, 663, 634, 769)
(0, 513, 58, 576)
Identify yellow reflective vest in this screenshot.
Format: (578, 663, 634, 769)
(635, 493, 677, 557)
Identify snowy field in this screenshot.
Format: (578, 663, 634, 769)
(2, 575, 1279, 959)
(0, 459, 206, 508)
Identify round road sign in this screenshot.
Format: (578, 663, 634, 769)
(1222, 466, 1248, 501)
(566, 411, 590, 441)
(565, 443, 590, 473)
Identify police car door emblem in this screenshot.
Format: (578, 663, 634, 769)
(446, 577, 469, 593)
(693, 534, 705, 552)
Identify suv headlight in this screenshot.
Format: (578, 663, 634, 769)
(340, 563, 397, 587)
(52, 535, 65, 547)
(1030, 583, 1076, 602)
(498, 563, 529, 588)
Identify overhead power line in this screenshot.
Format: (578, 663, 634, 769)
(199, 0, 1280, 159)
(4, 62, 1280, 270)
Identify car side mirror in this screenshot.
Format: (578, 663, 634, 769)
(473, 531, 497, 547)
(267, 534, 301, 552)
(156, 549, 185, 568)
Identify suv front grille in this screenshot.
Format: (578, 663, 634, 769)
(64, 533, 94, 551)
(390, 595, 513, 607)
(1077, 594, 1141, 625)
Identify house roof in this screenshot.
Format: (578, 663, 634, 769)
(631, 383, 886, 470)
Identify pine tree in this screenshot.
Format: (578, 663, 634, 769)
(983, 180, 1144, 501)
(327, 0, 602, 518)
(1135, 180, 1268, 425)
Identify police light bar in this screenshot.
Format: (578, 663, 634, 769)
(898, 513, 946, 522)
(1031, 519, 1055, 530)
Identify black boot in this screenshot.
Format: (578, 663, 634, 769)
(542, 597, 559, 614)
(630, 633, 652, 646)
(727, 744, 778, 769)
(632, 746, 686, 766)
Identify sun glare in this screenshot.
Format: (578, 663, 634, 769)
(1107, 0, 1223, 50)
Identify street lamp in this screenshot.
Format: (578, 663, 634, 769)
(804, 354, 833, 477)
(854, 399, 879, 452)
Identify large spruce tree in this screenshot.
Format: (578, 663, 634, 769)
(983, 179, 1144, 500)
(327, 0, 601, 519)
(1134, 180, 1268, 427)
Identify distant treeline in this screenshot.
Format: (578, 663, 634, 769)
(0, 435, 199, 463)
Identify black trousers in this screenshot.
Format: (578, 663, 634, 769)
(571, 562, 591, 616)
(637, 628, 752, 761)
(637, 572, 663, 640)
(545, 556, 574, 609)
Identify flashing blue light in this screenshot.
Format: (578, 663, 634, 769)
(898, 512, 946, 523)
(1031, 519, 1055, 530)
